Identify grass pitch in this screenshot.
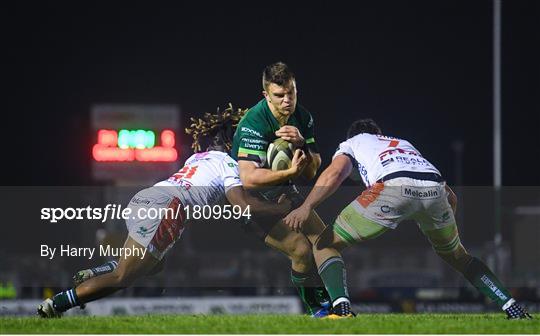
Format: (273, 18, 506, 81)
(1, 314, 538, 334)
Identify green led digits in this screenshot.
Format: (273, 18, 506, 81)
(118, 130, 155, 149)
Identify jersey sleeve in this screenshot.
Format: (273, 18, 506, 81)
(333, 140, 355, 161)
(298, 106, 319, 153)
(236, 123, 269, 168)
(333, 140, 360, 180)
(221, 156, 243, 192)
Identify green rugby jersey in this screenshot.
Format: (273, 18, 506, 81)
(231, 99, 318, 167)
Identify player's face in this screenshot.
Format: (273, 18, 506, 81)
(263, 80, 297, 118)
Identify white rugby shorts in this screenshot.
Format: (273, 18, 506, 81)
(126, 187, 186, 260)
(352, 177, 455, 231)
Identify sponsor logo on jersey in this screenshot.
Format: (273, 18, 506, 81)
(381, 158, 394, 167)
(241, 127, 263, 138)
(307, 115, 314, 128)
(379, 148, 422, 161)
(242, 142, 266, 150)
(401, 186, 441, 199)
(136, 226, 153, 238)
(380, 205, 392, 213)
(130, 197, 156, 206)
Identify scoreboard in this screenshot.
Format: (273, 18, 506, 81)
(91, 104, 181, 183)
(93, 129, 177, 162)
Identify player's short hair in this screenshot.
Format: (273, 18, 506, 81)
(347, 118, 382, 138)
(262, 62, 295, 90)
(185, 104, 248, 153)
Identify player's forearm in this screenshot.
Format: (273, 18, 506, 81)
(240, 167, 296, 189)
(226, 188, 289, 218)
(243, 194, 290, 217)
(303, 168, 345, 210)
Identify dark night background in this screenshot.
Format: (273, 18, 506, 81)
(3, 1, 539, 186)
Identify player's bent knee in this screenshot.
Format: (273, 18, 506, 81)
(278, 234, 312, 266)
(426, 223, 461, 254)
(315, 225, 348, 251)
(288, 240, 312, 264)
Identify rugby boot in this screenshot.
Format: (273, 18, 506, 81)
(505, 302, 533, 319)
(311, 303, 331, 318)
(37, 298, 62, 318)
(324, 300, 356, 319)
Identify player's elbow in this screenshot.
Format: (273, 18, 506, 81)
(239, 170, 256, 189)
(240, 175, 258, 189)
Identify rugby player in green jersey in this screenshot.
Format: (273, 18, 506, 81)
(231, 62, 353, 318)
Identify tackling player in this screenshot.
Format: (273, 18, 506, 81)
(231, 62, 353, 318)
(37, 106, 293, 318)
(284, 118, 532, 319)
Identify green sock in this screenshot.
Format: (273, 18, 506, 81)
(314, 286, 331, 307)
(318, 256, 349, 303)
(463, 257, 513, 309)
(306, 270, 331, 307)
(52, 288, 79, 312)
(291, 269, 324, 314)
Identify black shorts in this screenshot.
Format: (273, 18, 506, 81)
(242, 186, 304, 241)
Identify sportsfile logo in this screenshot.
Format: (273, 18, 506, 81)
(40, 204, 184, 223)
(41, 204, 251, 223)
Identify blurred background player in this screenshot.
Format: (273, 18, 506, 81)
(231, 62, 353, 318)
(37, 106, 292, 318)
(284, 118, 533, 320)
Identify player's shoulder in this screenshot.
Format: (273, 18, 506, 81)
(236, 100, 269, 138)
(208, 151, 238, 167)
(296, 103, 312, 115)
(186, 151, 238, 170)
(295, 104, 314, 125)
(348, 132, 399, 143)
(240, 100, 267, 124)
(344, 133, 374, 144)
(185, 151, 226, 163)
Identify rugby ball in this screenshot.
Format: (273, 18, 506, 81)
(266, 138, 294, 171)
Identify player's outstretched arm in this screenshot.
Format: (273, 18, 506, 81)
(284, 155, 352, 231)
(238, 149, 307, 189)
(225, 186, 291, 217)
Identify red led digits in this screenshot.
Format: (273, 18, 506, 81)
(93, 129, 177, 162)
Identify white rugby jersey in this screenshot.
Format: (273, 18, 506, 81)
(333, 133, 441, 187)
(154, 151, 242, 207)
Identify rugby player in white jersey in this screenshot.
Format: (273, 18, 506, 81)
(284, 119, 532, 319)
(37, 107, 294, 318)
